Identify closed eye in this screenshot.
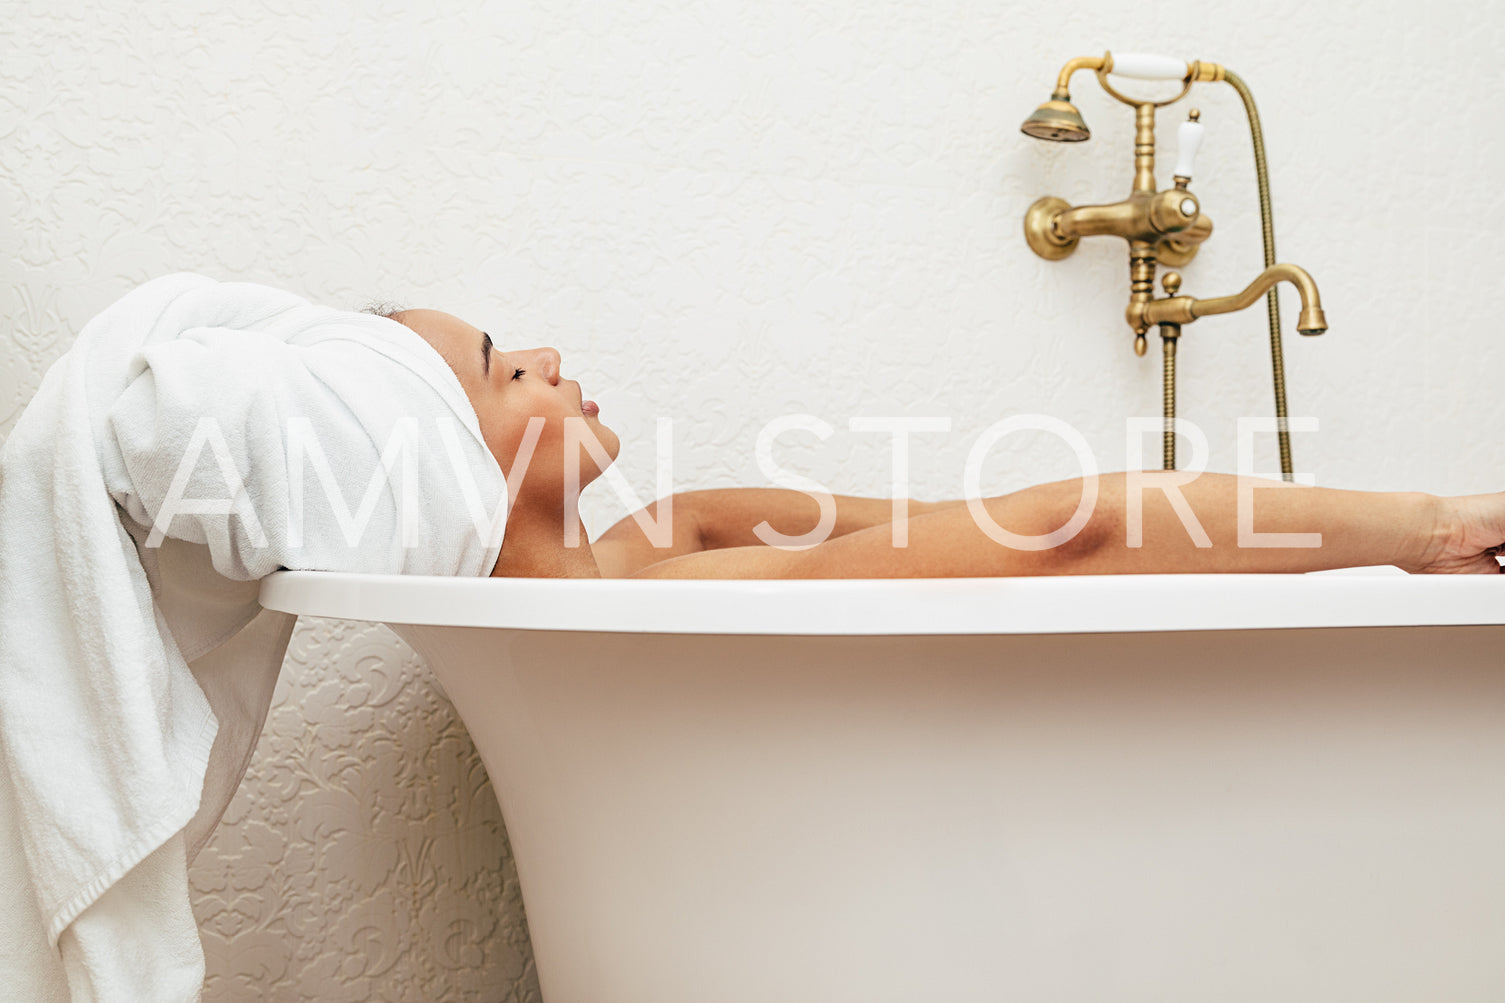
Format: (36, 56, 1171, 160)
(511, 368, 526, 381)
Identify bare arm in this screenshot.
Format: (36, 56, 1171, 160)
(682, 488, 957, 550)
(631, 472, 1505, 579)
(591, 488, 954, 579)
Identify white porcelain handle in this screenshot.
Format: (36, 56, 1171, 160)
(1174, 117, 1204, 179)
(1109, 53, 1189, 81)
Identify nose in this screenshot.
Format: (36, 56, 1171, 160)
(525, 347, 563, 384)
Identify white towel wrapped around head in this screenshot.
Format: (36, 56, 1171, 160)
(0, 272, 507, 1001)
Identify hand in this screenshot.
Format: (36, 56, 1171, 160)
(1413, 492, 1505, 574)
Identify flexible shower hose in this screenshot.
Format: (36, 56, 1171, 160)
(1223, 70, 1295, 481)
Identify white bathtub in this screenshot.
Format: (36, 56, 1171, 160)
(261, 569, 1505, 1003)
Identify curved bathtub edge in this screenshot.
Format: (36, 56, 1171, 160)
(258, 570, 1505, 636)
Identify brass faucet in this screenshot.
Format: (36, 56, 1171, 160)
(1142, 262, 1327, 336)
(1021, 52, 1326, 477)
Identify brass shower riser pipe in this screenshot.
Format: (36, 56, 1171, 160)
(1133, 105, 1156, 193)
(1161, 324, 1179, 469)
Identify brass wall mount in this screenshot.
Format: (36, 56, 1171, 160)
(1021, 52, 1325, 478)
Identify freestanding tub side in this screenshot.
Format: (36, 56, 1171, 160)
(261, 571, 1505, 1003)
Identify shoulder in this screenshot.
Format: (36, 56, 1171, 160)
(591, 496, 706, 578)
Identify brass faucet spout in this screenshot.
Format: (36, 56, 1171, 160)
(1196, 263, 1327, 334)
(1143, 263, 1327, 335)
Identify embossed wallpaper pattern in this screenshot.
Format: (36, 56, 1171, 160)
(1, 1, 1500, 999)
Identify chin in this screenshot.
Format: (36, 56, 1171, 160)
(572, 419, 621, 484)
(593, 420, 622, 463)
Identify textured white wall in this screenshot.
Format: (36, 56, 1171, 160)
(2, 1, 1500, 999)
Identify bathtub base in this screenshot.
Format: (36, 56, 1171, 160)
(393, 623, 1505, 1003)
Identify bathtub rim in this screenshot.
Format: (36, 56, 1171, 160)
(258, 568, 1505, 636)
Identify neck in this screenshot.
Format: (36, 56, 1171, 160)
(489, 497, 602, 579)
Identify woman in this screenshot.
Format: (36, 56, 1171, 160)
(393, 308, 1505, 580)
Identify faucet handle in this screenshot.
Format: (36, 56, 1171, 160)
(1162, 271, 1183, 296)
(1173, 110, 1203, 186)
(1108, 53, 1190, 81)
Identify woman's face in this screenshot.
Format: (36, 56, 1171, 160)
(393, 309, 620, 499)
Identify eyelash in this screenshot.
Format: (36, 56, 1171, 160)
(511, 368, 526, 381)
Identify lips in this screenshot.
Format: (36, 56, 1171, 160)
(570, 380, 599, 416)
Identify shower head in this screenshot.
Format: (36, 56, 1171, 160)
(1020, 96, 1090, 142)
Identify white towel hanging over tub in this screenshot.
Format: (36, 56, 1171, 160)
(0, 273, 507, 1001)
